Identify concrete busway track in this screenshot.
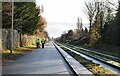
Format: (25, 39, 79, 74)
(53, 42, 94, 76)
(62, 43, 120, 70)
(65, 43, 120, 61)
(57, 43, 120, 74)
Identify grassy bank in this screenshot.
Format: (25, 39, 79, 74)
(2, 45, 36, 66)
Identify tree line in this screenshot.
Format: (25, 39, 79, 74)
(2, 2, 49, 47)
(56, 0, 120, 51)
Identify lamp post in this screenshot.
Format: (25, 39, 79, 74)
(10, 1, 14, 54)
(0, 3, 2, 51)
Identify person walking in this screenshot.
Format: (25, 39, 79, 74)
(41, 39, 45, 48)
(36, 39, 40, 48)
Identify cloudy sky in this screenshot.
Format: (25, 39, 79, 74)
(36, 0, 118, 38)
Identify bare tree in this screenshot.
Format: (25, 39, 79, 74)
(77, 17, 82, 30)
(75, 17, 83, 39)
(84, 0, 96, 33)
(85, 0, 115, 32)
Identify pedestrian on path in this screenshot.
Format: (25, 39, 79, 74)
(41, 39, 45, 48)
(36, 39, 40, 48)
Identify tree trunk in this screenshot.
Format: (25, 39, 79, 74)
(20, 32, 23, 47)
(89, 20, 92, 33)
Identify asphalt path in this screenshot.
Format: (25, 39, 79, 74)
(2, 41, 74, 75)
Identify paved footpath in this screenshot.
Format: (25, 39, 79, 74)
(3, 41, 73, 74)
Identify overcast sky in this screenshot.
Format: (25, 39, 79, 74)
(36, 0, 118, 38)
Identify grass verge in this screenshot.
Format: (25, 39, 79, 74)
(2, 45, 36, 66)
